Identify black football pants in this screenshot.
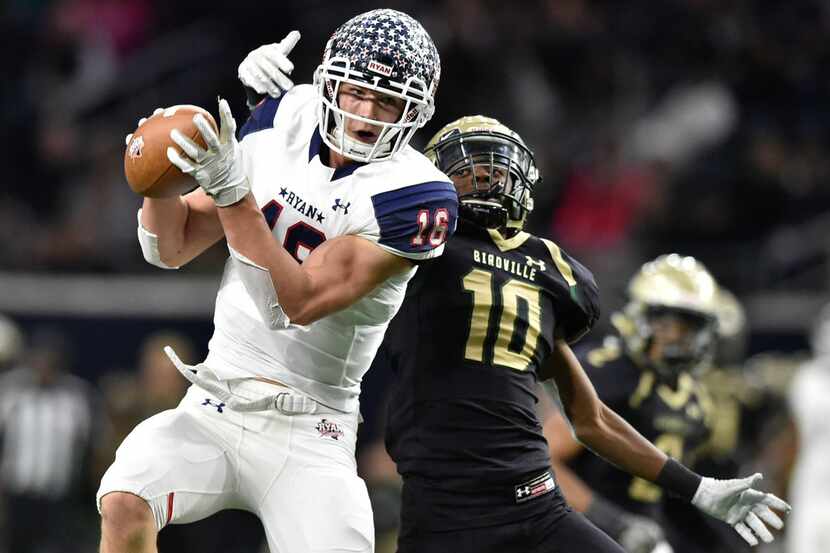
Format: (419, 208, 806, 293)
(397, 493, 625, 553)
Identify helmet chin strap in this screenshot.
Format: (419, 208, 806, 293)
(460, 199, 508, 229)
(330, 114, 394, 161)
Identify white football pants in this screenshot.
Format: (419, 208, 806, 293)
(97, 378, 374, 553)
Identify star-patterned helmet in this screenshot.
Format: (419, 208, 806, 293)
(425, 116, 539, 229)
(313, 9, 441, 163)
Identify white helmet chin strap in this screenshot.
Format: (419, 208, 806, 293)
(330, 114, 395, 161)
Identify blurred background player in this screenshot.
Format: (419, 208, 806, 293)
(543, 253, 790, 552)
(786, 303, 830, 553)
(655, 288, 757, 553)
(97, 9, 457, 553)
(660, 288, 800, 553)
(365, 116, 789, 553)
(0, 325, 103, 553)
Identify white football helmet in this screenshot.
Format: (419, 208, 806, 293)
(313, 9, 441, 163)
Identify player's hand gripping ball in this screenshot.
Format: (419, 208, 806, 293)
(124, 105, 218, 198)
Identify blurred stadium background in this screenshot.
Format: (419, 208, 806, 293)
(1, 0, 828, 551)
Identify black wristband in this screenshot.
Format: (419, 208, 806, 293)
(655, 458, 702, 503)
(584, 495, 627, 539)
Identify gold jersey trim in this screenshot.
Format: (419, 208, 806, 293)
(540, 238, 577, 287)
(487, 228, 531, 252)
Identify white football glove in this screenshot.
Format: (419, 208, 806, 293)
(167, 98, 249, 207)
(691, 473, 791, 546)
(238, 31, 301, 98)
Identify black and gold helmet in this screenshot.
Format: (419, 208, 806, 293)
(424, 116, 539, 230)
(611, 254, 721, 376)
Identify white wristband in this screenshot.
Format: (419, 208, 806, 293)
(137, 210, 179, 269)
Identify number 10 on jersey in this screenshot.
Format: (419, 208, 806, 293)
(463, 268, 542, 371)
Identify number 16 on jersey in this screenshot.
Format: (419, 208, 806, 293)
(411, 208, 450, 247)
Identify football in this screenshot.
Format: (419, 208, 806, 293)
(124, 105, 217, 198)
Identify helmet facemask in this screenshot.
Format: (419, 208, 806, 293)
(427, 130, 537, 229)
(314, 58, 433, 163)
(314, 9, 441, 163)
(638, 305, 717, 378)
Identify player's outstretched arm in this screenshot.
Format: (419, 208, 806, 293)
(542, 341, 667, 480)
(541, 340, 791, 547)
(542, 407, 667, 553)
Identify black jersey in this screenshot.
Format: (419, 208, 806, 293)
(379, 221, 599, 529)
(569, 337, 715, 518)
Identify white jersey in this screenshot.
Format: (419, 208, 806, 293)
(203, 85, 457, 413)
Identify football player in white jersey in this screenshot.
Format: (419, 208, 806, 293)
(97, 9, 457, 553)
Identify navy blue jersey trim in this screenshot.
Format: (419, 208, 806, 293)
(239, 96, 283, 140)
(371, 181, 457, 216)
(308, 127, 323, 161)
(371, 181, 458, 255)
(308, 127, 367, 180)
(308, 127, 366, 182)
(332, 161, 366, 181)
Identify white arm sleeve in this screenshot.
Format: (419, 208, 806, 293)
(227, 245, 290, 330)
(137, 209, 179, 270)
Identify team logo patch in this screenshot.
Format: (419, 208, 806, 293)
(366, 60, 394, 77)
(128, 136, 144, 159)
(315, 418, 344, 440)
(514, 471, 556, 504)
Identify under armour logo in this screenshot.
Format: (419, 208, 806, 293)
(525, 256, 546, 271)
(332, 199, 351, 215)
(516, 486, 531, 498)
(201, 398, 225, 413)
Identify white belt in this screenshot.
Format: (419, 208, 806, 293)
(165, 346, 317, 414)
(272, 390, 317, 415)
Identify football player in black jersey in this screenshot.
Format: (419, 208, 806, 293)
(373, 117, 790, 553)
(545, 257, 769, 553)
